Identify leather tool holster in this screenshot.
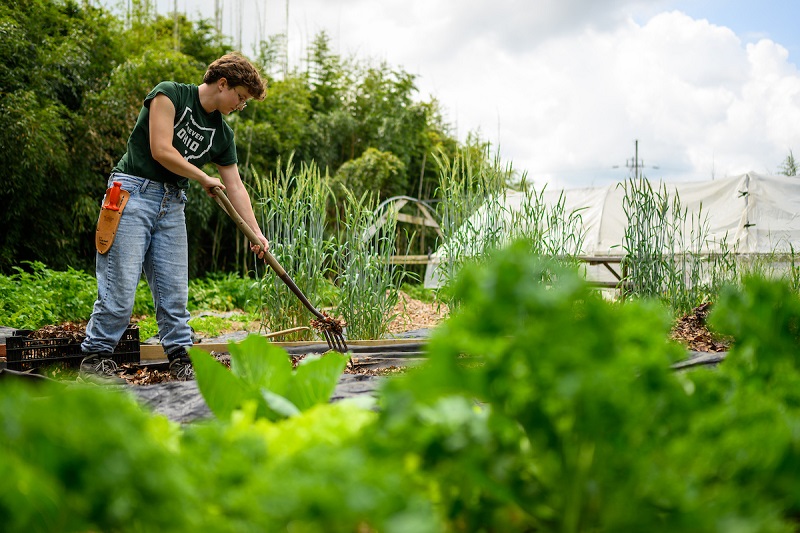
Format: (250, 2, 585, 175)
(95, 181, 130, 254)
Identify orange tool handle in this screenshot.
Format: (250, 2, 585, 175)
(103, 181, 123, 211)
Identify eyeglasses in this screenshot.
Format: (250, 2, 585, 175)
(234, 87, 249, 111)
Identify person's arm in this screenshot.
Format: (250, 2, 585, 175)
(149, 93, 224, 195)
(217, 163, 269, 257)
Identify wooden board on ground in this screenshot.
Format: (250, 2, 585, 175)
(139, 337, 425, 362)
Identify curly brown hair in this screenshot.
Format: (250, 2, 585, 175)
(203, 52, 266, 100)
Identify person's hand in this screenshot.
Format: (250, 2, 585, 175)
(199, 175, 224, 197)
(251, 233, 269, 259)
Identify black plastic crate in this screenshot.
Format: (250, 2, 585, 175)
(6, 327, 140, 371)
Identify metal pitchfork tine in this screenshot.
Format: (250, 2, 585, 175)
(211, 186, 348, 352)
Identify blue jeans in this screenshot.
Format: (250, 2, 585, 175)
(82, 173, 192, 356)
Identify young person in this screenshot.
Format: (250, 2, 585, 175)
(81, 52, 268, 380)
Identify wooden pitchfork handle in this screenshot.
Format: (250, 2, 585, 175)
(211, 186, 328, 322)
(212, 187, 347, 352)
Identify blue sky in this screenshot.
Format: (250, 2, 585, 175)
(668, 0, 800, 55)
(146, 0, 800, 188)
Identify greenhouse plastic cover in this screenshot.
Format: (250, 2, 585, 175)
(424, 172, 800, 288)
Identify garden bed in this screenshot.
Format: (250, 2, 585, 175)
(0, 293, 725, 382)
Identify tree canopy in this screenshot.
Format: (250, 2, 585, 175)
(0, 0, 464, 275)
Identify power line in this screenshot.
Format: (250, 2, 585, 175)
(612, 139, 659, 179)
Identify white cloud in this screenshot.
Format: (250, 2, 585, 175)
(159, 0, 800, 188)
(438, 9, 800, 188)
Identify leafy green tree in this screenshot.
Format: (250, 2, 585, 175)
(0, 2, 464, 275)
(234, 76, 313, 178)
(334, 147, 407, 200)
(306, 31, 348, 115)
(297, 31, 459, 202)
(254, 34, 286, 80)
(152, 14, 229, 65)
(300, 32, 356, 175)
(351, 64, 417, 159)
(0, 0, 124, 272)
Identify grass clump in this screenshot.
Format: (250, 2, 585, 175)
(620, 177, 742, 316)
(252, 158, 331, 341)
(333, 189, 402, 340)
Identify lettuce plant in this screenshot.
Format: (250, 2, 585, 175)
(191, 334, 349, 421)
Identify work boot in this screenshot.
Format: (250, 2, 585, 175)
(79, 353, 125, 384)
(168, 348, 194, 381)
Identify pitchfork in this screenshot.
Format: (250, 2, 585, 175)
(211, 187, 348, 353)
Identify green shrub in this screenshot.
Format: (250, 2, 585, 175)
(0, 263, 258, 330)
(188, 272, 258, 312)
(400, 282, 436, 303)
(134, 315, 159, 341)
(0, 262, 96, 329)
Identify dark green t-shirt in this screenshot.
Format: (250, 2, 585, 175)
(112, 81, 238, 189)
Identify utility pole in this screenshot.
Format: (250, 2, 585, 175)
(214, 0, 222, 41)
(284, 0, 290, 77)
(627, 139, 643, 179)
(613, 140, 658, 179)
(173, 0, 179, 51)
(236, 0, 243, 51)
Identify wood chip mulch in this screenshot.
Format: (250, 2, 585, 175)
(346, 365, 408, 376)
(669, 302, 732, 353)
(117, 364, 172, 385)
(387, 291, 449, 334)
(25, 322, 87, 343)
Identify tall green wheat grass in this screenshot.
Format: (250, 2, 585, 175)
(252, 158, 332, 341)
(432, 147, 586, 307)
(334, 189, 402, 340)
(620, 177, 739, 315)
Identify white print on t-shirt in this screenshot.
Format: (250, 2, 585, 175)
(174, 107, 216, 161)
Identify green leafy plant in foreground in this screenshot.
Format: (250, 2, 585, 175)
(0, 382, 198, 532)
(191, 334, 350, 421)
(9, 241, 800, 531)
(377, 241, 692, 530)
(0, 379, 434, 533)
(376, 240, 800, 531)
